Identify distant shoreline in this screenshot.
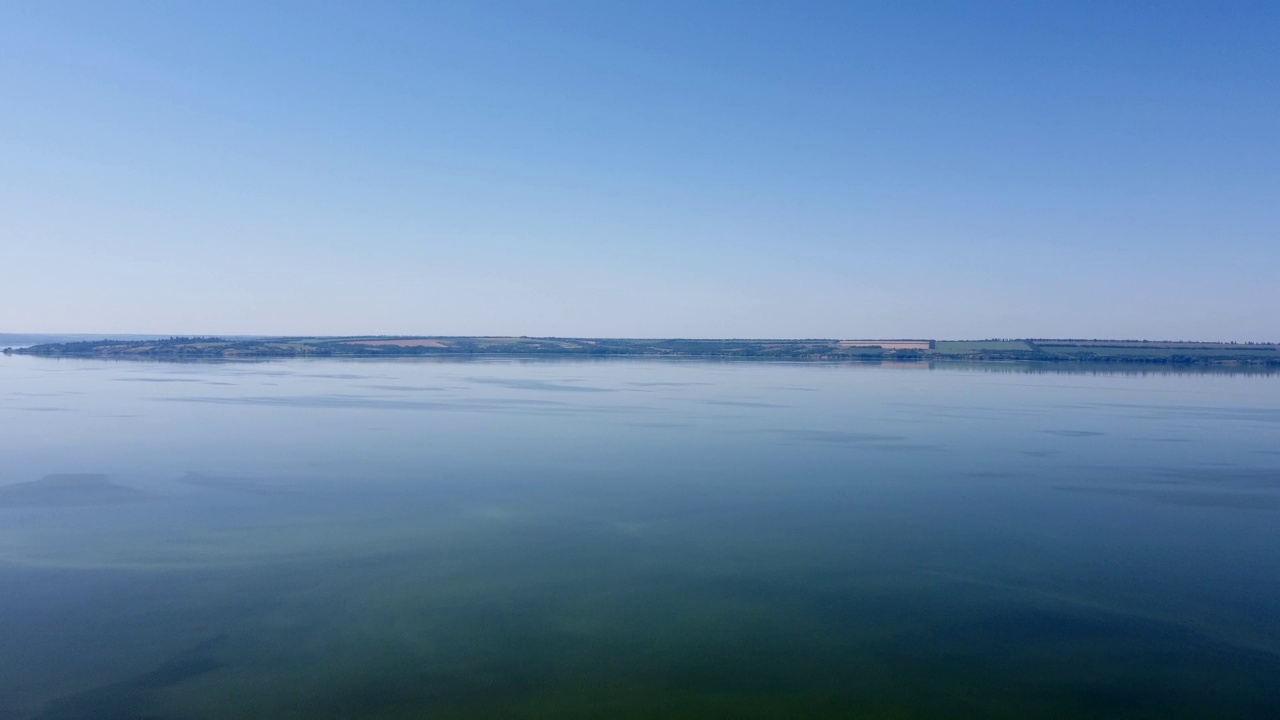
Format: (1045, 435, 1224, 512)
(5, 336, 1279, 366)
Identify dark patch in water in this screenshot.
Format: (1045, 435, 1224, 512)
(770, 429, 905, 444)
(224, 369, 295, 377)
(702, 399, 786, 408)
(0, 474, 145, 507)
(952, 606, 1148, 644)
(32, 636, 225, 720)
(467, 377, 613, 393)
(158, 394, 659, 417)
(871, 605, 1280, 718)
(1080, 466, 1280, 489)
(299, 373, 379, 380)
(161, 394, 564, 410)
(867, 443, 944, 452)
(1095, 403, 1280, 423)
(1146, 467, 1280, 488)
(306, 663, 543, 719)
(1053, 485, 1280, 510)
(1042, 430, 1106, 437)
(625, 381, 713, 387)
(176, 472, 297, 495)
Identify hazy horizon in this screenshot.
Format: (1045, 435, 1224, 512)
(4, 2, 1277, 339)
(4, 332, 1278, 346)
(3, 330, 1280, 343)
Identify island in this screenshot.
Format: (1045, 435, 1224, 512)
(4, 337, 1279, 365)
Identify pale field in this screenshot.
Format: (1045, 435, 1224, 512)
(838, 340, 931, 350)
(344, 339, 449, 348)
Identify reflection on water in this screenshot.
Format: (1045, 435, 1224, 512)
(1, 356, 1278, 719)
(0, 474, 147, 507)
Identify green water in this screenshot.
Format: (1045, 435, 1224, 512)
(1, 356, 1278, 718)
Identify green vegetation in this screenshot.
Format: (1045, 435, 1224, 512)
(933, 340, 1033, 353)
(5, 336, 858, 360)
(5, 336, 1278, 365)
(925, 339, 1278, 364)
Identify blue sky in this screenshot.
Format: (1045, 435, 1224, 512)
(2, 1, 1277, 339)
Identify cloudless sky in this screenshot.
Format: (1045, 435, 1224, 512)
(2, 1, 1277, 339)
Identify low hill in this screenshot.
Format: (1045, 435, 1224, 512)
(6, 336, 1278, 365)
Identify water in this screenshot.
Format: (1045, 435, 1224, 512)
(1, 355, 1278, 719)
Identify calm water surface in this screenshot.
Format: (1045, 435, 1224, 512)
(1, 356, 1278, 718)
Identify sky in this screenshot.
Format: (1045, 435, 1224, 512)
(2, 1, 1277, 340)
